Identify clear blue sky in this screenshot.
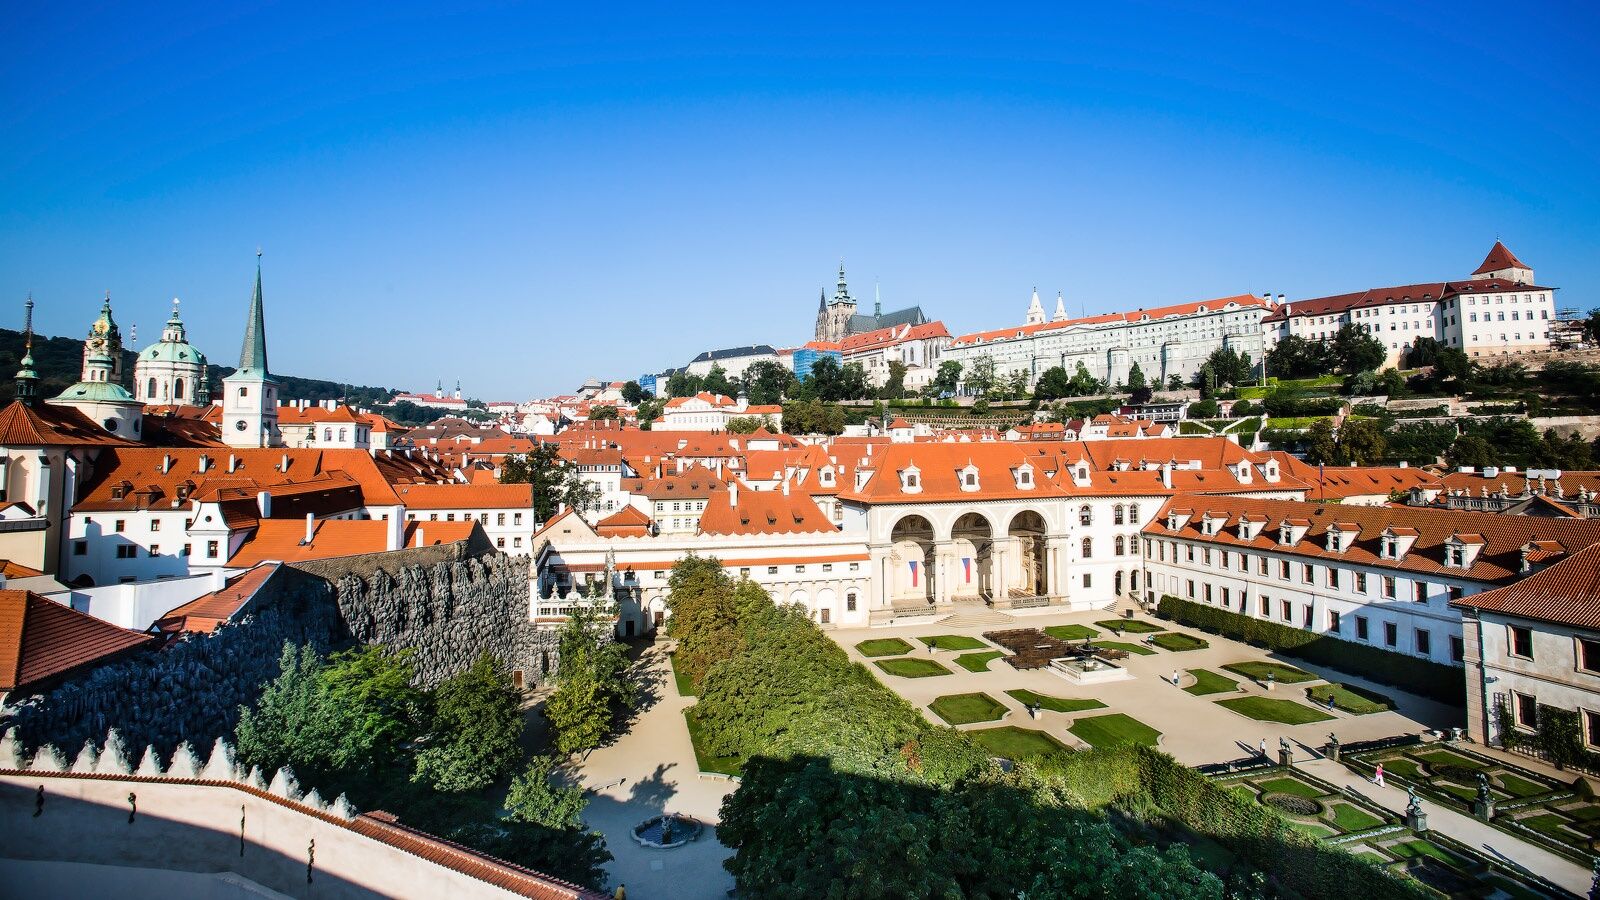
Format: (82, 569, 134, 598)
(3, 2, 1597, 398)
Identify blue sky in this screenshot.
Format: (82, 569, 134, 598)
(3, 2, 1597, 398)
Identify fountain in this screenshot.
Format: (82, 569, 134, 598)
(1049, 654, 1133, 685)
(632, 813, 704, 849)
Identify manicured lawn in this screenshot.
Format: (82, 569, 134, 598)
(1388, 840, 1458, 864)
(919, 634, 990, 651)
(969, 726, 1075, 766)
(1221, 660, 1318, 684)
(856, 638, 916, 657)
(1417, 749, 1485, 771)
(1068, 713, 1161, 750)
(1043, 624, 1099, 641)
(683, 708, 743, 777)
(1381, 758, 1423, 782)
(875, 658, 952, 678)
(1259, 776, 1326, 799)
(1288, 821, 1337, 840)
(1328, 803, 1384, 833)
(1094, 640, 1157, 656)
(1151, 632, 1209, 652)
(929, 692, 1009, 726)
(1005, 689, 1107, 714)
(1216, 697, 1334, 725)
(1518, 813, 1581, 841)
(669, 652, 695, 697)
(1305, 683, 1394, 715)
(1184, 669, 1240, 696)
(1094, 618, 1164, 634)
(953, 651, 1005, 673)
(1496, 773, 1552, 798)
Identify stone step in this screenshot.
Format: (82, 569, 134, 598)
(937, 609, 1017, 628)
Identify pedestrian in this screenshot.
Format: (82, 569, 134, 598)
(1373, 763, 1385, 788)
(1172, 669, 1181, 686)
(1326, 694, 1337, 712)
(1259, 738, 1267, 757)
(614, 884, 626, 900)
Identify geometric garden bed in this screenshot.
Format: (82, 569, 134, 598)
(1342, 737, 1599, 864)
(1212, 763, 1576, 897)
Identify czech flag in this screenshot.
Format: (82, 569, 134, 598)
(909, 560, 919, 587)
(962, 557, 972, 582)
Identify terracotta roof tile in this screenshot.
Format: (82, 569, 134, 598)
(0, 590, 155, 692)
(394, 483, 534, 510)
(227, 520, 478, 567)
(1453, 542, 1600, 629)
(0, 400, 133, 447)
(154, 563, 280, 635)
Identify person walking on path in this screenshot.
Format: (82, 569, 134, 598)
(1259, 738, 1268, 757)
(1172, 669, 1181, 686)
(1372, 763, 1385, 788)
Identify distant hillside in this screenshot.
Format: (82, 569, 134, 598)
(0, 327, 401, 408)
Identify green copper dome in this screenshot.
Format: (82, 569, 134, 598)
(138, 341, 206, 364)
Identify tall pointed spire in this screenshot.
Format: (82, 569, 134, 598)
(1052, 291, 1068, 322)
(1025, 287, 1046, 325)
(874, 279, 881, 318)
(238, 249, 269, 375)
(818, 288, 827, 311)
(15, 294, 39, 405)
(833, 262, 852, 304)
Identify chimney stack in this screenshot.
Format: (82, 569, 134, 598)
(302, 513, 315, 545)
(386, 514, 404, 552)
(729, 481, 738, 507)
(1160, 460, 1174, 490)
(227, 454, 239, 474)
(257, 491, 272, 518)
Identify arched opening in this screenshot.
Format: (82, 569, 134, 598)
(1114, 570, 1123, 595)
(950, 512, 994, 601)
(889, 514, 936, 605)
(1008, 510, 1048, 598)
(146, 377, 157, 399)
(174, 377, 185, 400)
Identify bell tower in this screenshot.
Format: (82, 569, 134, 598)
(222, 252, 280, 448)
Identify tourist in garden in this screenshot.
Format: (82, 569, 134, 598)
(1258, 738, 1267, 757)
(1172, 669, 1181, 686)
(1372, 763, 1385, 787)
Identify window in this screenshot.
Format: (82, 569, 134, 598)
(1186, 579, 1195, 599)
(1355, 616, 1369, 640)
(513, 513, 523, 525)
(846, 592, 857, 611)
(1510, 625, 1534, 659)
(150, 519, 161, 532)
(1114, 536, 1125, 556)
(1355, 572, 1368, 593)
(148, 544, 160, 556)
(1587, 711, 1600, 749)
(767, 566, 778, 575)
(513, 537, 523, 548)
(1280, 599, 1292, 621)
(1204, 583, 1213, 604)
(1186, 545, 1195, 562)
(1414, 581, 1427, 603)
(115, 545, 137, 559)
(1081, 537, 1093, 558)
(1113, 504, 1125, 525)
(1220, 550, 1229, 569)
(1325, 567, 1337, 589)
(1221, 587, 1232, 609)
(1514, 692, 1538, 728)
(496, 537, 505, 548)
(795, 565, 806, 574)
(1082, 572, 1092, 588)
(181, 544, 191, 557)
(1381, 576, 1396, 599)
(1279, 560, 1290, 580)
(1079, 505, 1092, 526)
(1580, 638, 1600, 674)
(1258, 556, 1268, 575)
(1128, 503, 1139, 523)
(1384, 621, 1398, 647)
(1416, 629, 1431, 656)
(206, 541, 219, 558)
(497, 513, 506, 526)
(849, 562, 860, 572)
(1203, 548, 1211, 566)
(1450, 636, 1464, 662)
(73, 541, 87, 556)
(114, 519, 126, 533)
(1328, 610, 1340, 632)
(1302, 563, 1314, 584)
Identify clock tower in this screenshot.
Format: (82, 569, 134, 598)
(221, 253, 280, 448)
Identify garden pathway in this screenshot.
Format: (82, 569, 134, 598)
(567, 639, 735, 899)
(1298, 756, 1591, 895)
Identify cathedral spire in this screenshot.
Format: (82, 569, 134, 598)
(14, 294, 38, 405)
(238, 250, 270, 376)
(833, 262, 852, 304)
(1053, 291, 1068, 321)
(1025, 287, 1046, 325)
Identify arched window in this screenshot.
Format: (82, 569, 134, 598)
(1079, 505, 1092, 526)
(1128, 503, 1141, 524)
(173, 377, 185, 399)
(323, 428, 333, 442)
(1081, 537, 1093, 558)
(1113, 504, 1125, 525)
(1114, 536, 1126, 556)
(239, 386, 248, 398)
(338, 428, 347, 441)
(146, 377, 157, 399)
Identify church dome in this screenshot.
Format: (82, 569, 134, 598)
(138, 340, 206, 364)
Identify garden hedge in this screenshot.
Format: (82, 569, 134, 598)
(1156, 596, 1465, 705)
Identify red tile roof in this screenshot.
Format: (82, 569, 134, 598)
(393, 483, 534, 510)
(154, 564, 280, 635)
(595, 505, 652, 537)
(1263, 278, 1547, 322)
(227, 520, 478, 567)
(0, 401, 133, 447)
(1473, 240, 1529, 276)
(1452, 541, 1600, 629)
(73, 448, 416, 512)
(698, 486, 838, 536)
(0, 560, 46, 578)
(0, 590, 155, 693)
(839, 321, 951, 353)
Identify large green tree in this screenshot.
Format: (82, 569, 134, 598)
(499, 443, 601, 521)
(412, 651, 525, 792)
(965, 355, 997, 398)
(544, 601, 633, 754)
(1265, 335, 1329, 380)
(504, 756, 588, 829)
(878, 360, 908, 400)
(1034, 366, 1071, 402)
(836, 362, 871, 401)
(1203, 347, 1253, 387)
(619, 380, 646, 405)
(1329, 324, 1386, 375)
(740, 360, 793, 405)
(702, 364, 734, 397)
(929, 360, 962, 397)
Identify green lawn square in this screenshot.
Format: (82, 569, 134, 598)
(1068, 713, 1161, 749)
(1216, 696, 1334, 725)
(928, 692, 1009, 726)
(855, 637, 915, 657)
(919, 634, 990, 651)
(875, 657, 951, 678)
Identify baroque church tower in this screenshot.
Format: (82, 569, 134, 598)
(221, 253, 280, 448)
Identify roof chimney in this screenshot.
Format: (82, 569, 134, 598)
(782, 478, 791, 496)
(256, 491, 271, 518)
(1160, 460, 1174, 489)
(228, 454, 239, 474)
(302, 513, 315, 546)
(414, 526, 423, 548)
(387, 514, 404, 552)
(729, 481, 739, 507)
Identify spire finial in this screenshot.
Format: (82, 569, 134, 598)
(16, 295, 40, 404)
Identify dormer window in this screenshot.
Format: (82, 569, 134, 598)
(1014, 464, 1034, 489)
(1381, 535, 1396, 559)
(900, 466, 922, 493)
(958, 464, 980, 492)
(1279, 525, 1294, 545)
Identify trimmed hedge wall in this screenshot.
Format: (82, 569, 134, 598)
(1156, 596, 1465, 705)
(1131, 747, 1429, 900)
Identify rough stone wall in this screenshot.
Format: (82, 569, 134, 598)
(1, 550, 560, 761)
(331, 553, 556, 688)
(1, 566, 344, 760)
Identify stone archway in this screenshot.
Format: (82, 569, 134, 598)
(950, 512, 994, 601)
(1007, 510, 1048, 598)
(889, 514, 936, 604)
